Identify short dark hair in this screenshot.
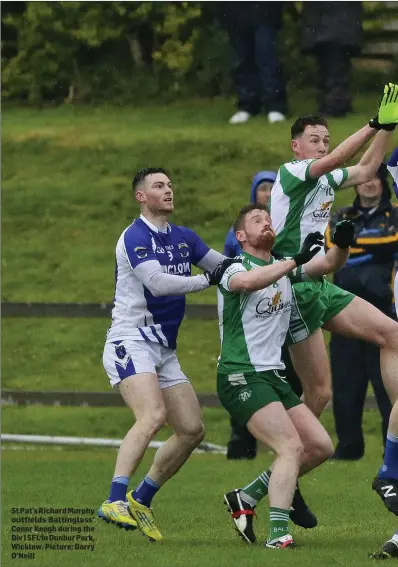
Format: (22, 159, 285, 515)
(291, 115, 329, 140)
(233, 203, 269, 233)
(132, 167, 169, 191)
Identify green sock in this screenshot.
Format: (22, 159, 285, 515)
(240, 468, 272, 506)
(268, 507, 290, 543)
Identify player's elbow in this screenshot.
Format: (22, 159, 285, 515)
(146, 284, 163, 297)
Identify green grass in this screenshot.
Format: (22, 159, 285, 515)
(3, 95, 392, 303)
(1, 318, 221, 393)
(1, 406, 392, 567)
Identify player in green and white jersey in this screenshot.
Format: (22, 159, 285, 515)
(219, 203, 353, 549)
(269, 83, 398, 420)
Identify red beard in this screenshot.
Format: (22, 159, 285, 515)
(261, 230, 276, 249)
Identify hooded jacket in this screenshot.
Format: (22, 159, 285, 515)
(325, 167, 398, 314)
(223, 171, 277, 257)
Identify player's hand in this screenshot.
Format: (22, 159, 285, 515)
(204, 258, 242, 286)
(369, 83, 398, 131)
(333, 220, 355, 249)
(293, 232, 324, 267)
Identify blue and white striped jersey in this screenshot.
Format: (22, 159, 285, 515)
(106, 215, 214, 349)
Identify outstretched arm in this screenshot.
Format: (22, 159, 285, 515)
(304, 221, 353, 276)
(309, 83, 397, 180)
(340, 130, 394, 188)
(304, 245, 349, 277)
(308, 125, 376, 179)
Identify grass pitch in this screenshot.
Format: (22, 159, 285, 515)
(2, 440, 393, 567)
(2, 406, 393, 566)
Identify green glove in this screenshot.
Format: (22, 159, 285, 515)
(369, 83, 398, 131)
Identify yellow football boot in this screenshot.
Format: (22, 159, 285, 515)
(98, 500, 138, 530)
(127, 492, 163, 541)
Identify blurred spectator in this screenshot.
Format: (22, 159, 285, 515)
(219, 2, 287, 125)
(387, 147, 398, 197)
(325, 166, 398, 460)
(301, 2, 362, 117)
(224, 170, 277, 257)
(224, 169, 304, 459)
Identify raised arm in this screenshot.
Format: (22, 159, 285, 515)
(304, 221, 353, 277)
(309, 83, 397, 180)
(229, 259, 297, 292)
(308, 125, 376, 179)
(340, 130, 394, 188)
(229, 233, 324, 292)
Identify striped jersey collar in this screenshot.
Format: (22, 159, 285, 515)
(242, 251, 274, 266)
(139, 214, 171, 234)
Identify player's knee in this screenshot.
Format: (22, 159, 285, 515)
(180, 420, 206, 446)
(281, 438, 305, 463)
(137, 407, 167, 436)
(383, 321, 398, 350)
(308, 436, 334, 464)
(305, 386, 331, 417)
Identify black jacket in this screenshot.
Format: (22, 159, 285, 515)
(325, 196, 398, 314)
(301, 2, 362, 54)
(218, 2, 284, 30)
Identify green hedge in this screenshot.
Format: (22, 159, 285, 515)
(1, 1, 392, 105)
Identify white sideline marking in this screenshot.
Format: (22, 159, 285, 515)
(1, 434, 227, 455)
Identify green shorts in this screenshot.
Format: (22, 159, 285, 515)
(217, 370, 302, 426)
(287, 278, 355, 346)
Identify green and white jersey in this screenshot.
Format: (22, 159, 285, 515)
(269, 159, 348, 257)
(217, 252, 308, 375)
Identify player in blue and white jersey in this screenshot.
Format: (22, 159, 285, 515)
(98, 168, 235, 540)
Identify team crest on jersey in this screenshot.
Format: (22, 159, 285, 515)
(178, 242, 190, 258)
(239, 389, 252, 402)
(134, 246, 148, 259)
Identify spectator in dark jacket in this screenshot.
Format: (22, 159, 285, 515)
(301, 2, 362, 117)
(219, 2, 287, 124)
(325, 166, 398, 460)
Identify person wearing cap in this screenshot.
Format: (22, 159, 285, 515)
(325, 165, 398, 460)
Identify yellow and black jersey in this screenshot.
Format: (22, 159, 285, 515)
(325, 199, 398, 315)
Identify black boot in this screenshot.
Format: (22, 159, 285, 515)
(227, 420, 257, 460)
(290, 484, 318, 529)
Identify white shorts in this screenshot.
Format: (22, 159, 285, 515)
(103, 339, 190, 389)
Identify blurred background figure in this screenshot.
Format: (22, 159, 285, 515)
(301, 2, 363, 117)
(219, 2, 287, 125)
(387, 147, 398, 198)
(325, 166, 398, 460)
(224, 170, 277, 257)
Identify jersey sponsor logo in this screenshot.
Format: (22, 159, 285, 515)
(312, 200, 333, 221)
(162, 262, 190, 275)
(178, 242, 190, 258)
(134, 246, 148, 259)
(256, 292, 291, 317)
(238, 389, 252, 402)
